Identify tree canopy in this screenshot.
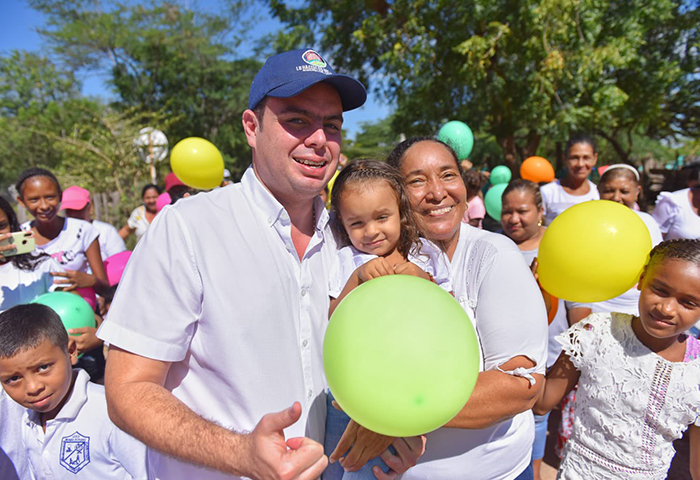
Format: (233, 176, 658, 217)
(269, 0, 700, 167)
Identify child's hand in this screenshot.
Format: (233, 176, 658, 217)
(52, 270, 97, 290)
(68, 327, 103, 354)
(330, 419, 395, 472)
(356, 258, 395, 283)
(393, 262, 431, 281)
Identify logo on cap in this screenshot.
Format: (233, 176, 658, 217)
(302, 50, 327, 68)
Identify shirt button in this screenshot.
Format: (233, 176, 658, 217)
(302, 339, 309, 347)
(307, 389, 313, 398)
(301, 289, 307, 297)
(267, 217, 273, 223)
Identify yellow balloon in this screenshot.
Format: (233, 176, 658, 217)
(538, 200, 652, 303)
(170, 137, 224, 190)
(325, 168, 340, 209)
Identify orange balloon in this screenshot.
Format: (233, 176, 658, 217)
(520, 156, 555, 183)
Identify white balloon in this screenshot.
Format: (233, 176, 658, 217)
(134, 127, 168, 164)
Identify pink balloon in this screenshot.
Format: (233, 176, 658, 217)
(156, 192, 172, 212)
(75, 287, 97, 311)
(103, 251, 132, 286)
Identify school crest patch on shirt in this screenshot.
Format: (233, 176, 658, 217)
(60, 431, 90, 473)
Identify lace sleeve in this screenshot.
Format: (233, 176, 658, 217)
(556, 313, 608, 371)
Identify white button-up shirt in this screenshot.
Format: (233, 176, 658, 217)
(98, 167, 336, 480)
(23, 369, 147, 479)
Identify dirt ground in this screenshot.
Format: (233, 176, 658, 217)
(539, 409, 691, 480)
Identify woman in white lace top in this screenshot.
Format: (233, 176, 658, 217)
(534, 239, 700, 479)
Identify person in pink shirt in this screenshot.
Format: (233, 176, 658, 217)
(461, 169, 486, 228)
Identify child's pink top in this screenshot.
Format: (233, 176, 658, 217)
(463, 195, 486, 229)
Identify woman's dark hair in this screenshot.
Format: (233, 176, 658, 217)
(386, 137, 462, 174)
(599, 166, 639, 186)
(15, 167, 62, 199)
(647, 239, 700, 269)
(502, 179, 543, 210)
(330, 159, 423, 259)
(565, 133, 597, 157)
(0, 196, 49, 271)
(141, 184, 161, 198)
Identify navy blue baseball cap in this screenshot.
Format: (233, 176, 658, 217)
(248, 49, 367, 112)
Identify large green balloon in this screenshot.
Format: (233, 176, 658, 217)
(485, 182, 508, 220)
(324, 276, 480, 437)
(31, 292, 96, 332)
(438, 121, 474, 160)
(490, 165, 512, 185)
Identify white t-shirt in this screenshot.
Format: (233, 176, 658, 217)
(0, 390, 33, 480)
(652, 188, 700, 240)
(401, 224, 548, 480)
(570, 210, 663, 316)
(0, 257, 63, 312)
(541, 179, 599, 225)
(98, 168, 335, 480)
(520, 248, 569, 368)
(22, 369, 147, 479)
(328, 239, 452, 298)
(22, 218, 99, 273)
(92, 220, 127, 260)
(126, 206, 152, 241)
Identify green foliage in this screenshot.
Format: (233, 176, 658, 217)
(269, 0, 700, 166)
(0, 50, 94, 191)
(29, 0, 261, 178)
(343, 116, 399, 160)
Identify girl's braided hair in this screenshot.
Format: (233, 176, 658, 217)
(15, 167, 62, 199)
(648, 238, 700, 268)
(330, 159, 423, 259)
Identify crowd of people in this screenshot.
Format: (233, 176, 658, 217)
(0, 48, 699, 480)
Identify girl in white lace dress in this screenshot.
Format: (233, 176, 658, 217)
(534, 239, 700, 479)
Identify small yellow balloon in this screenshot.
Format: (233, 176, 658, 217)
(538, 200, 652, 303)
(325, 169, 340, 209)
(170, 137, 224, 190)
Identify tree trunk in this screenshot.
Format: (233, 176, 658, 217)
(595, 129, 632, 164)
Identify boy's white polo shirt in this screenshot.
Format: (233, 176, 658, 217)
(22, 369, 147, 479)
(98, 168, 336, 479)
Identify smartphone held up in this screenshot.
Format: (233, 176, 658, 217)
(0, 232, 36, 257)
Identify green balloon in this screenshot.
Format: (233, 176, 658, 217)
(324, 276, 480, 437)
(490, 165, 512, 185)
(438, 121, 474, 160)
(485, 182, 508, 220)
(31, 292, 96, 332)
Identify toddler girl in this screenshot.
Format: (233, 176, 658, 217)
(325, 159, 451, 479)
(534, 239, 700, 479)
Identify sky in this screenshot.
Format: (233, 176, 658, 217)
(0, 0, 391, 139)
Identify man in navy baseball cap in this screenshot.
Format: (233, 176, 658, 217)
(102, 48, 422, 480)
(248, 48, 367, 111)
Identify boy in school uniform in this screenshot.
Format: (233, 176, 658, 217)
(0, 303, 147, 479)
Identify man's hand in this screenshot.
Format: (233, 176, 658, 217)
(330, 419, 394, 472)
(356, 258, 395, 283)
(241, 402, 328, 480)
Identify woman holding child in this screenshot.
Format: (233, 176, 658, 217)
(384, 138, 548, 479)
